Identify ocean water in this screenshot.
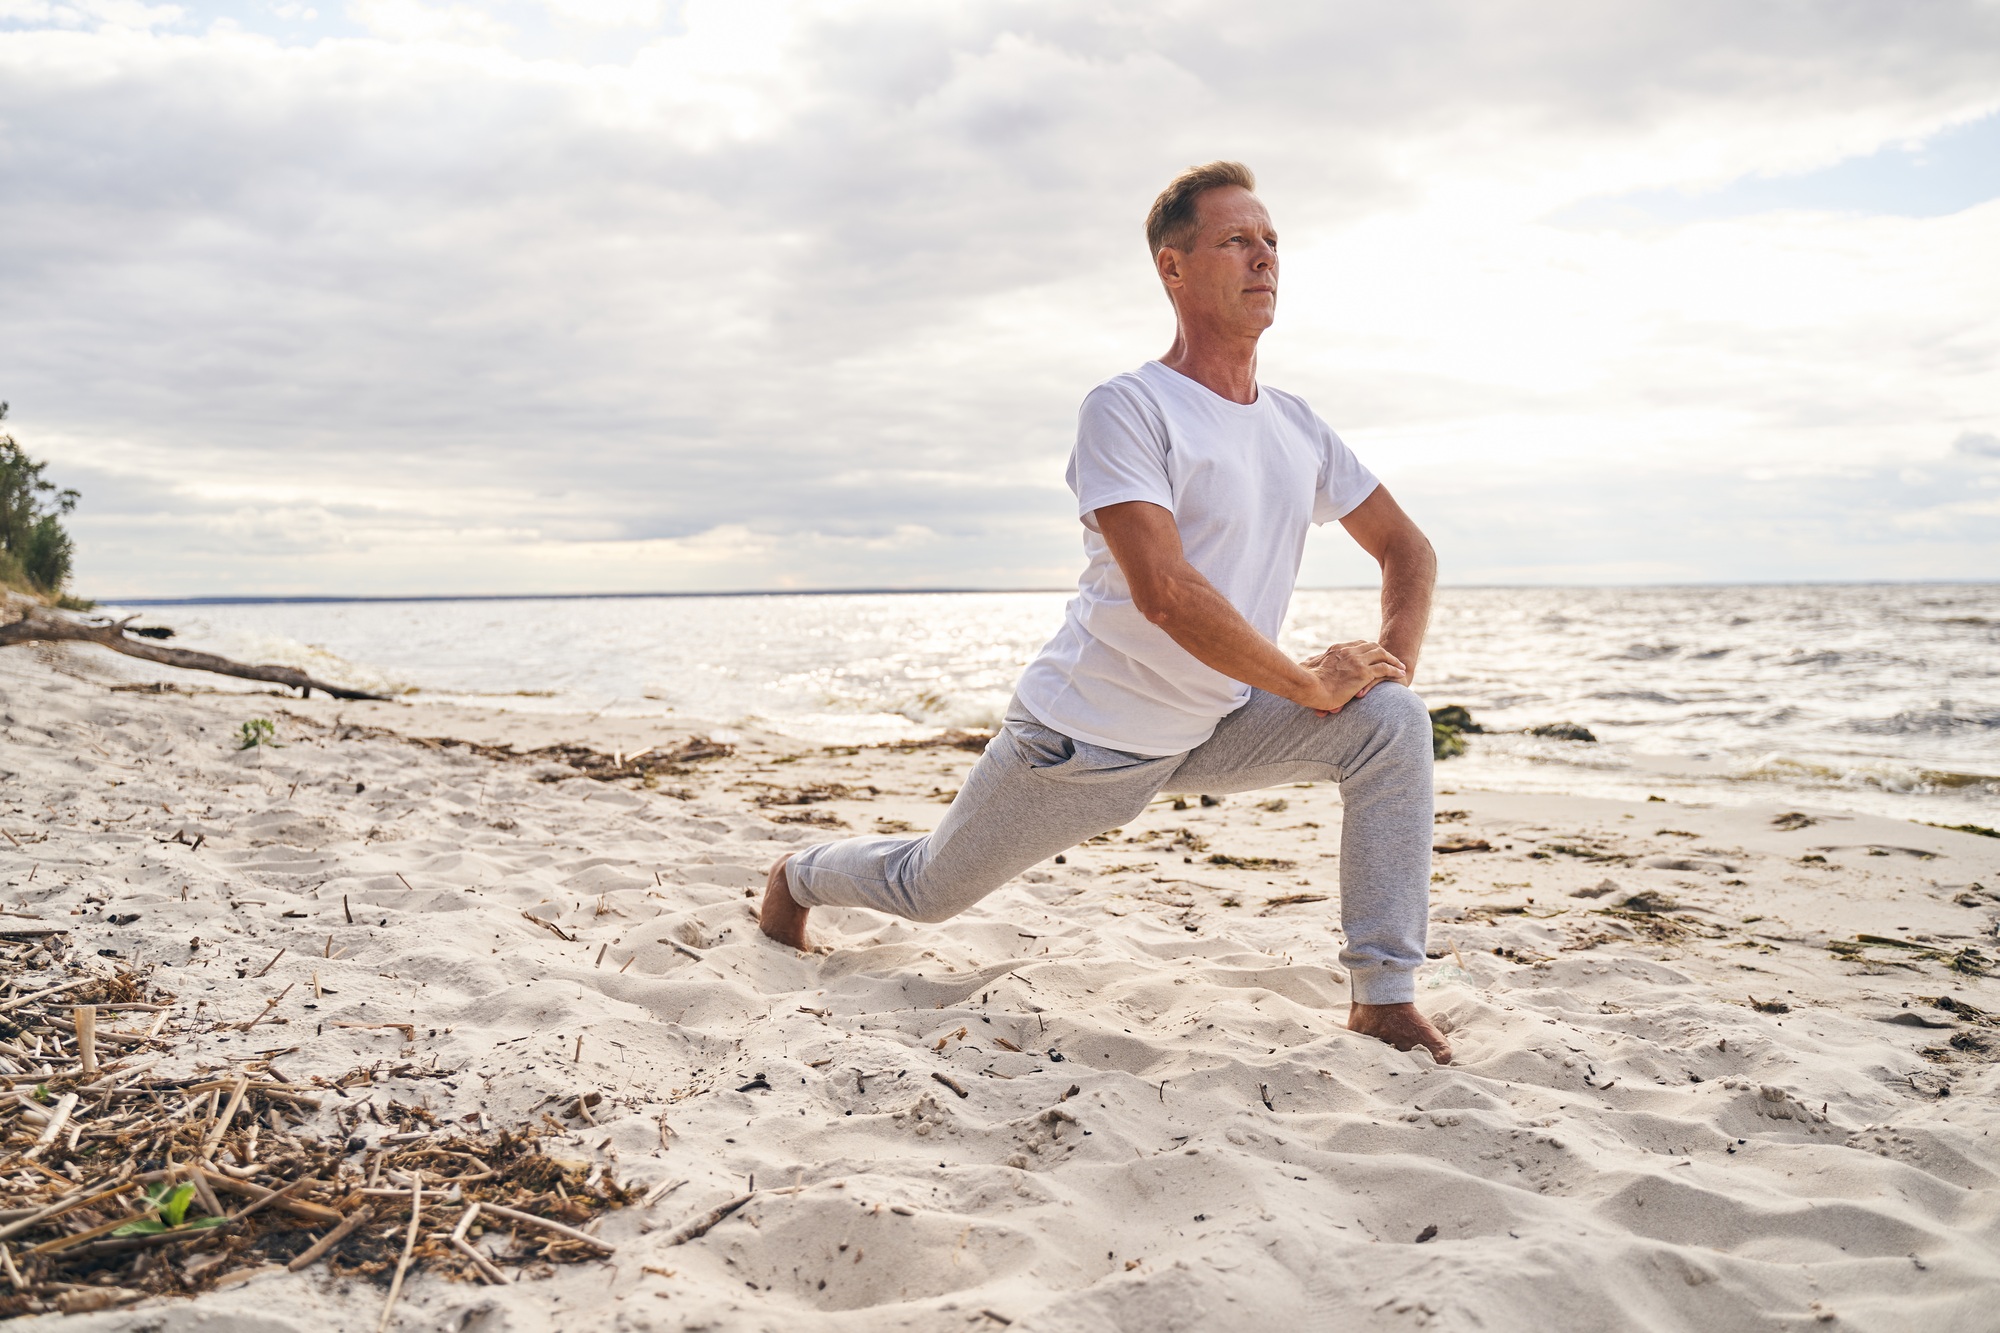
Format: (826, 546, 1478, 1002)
(102, 584, 2000, 825)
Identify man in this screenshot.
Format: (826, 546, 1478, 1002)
(762, 161, 1450, 1064)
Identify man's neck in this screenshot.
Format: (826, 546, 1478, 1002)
(1158, 327, 1261, 405)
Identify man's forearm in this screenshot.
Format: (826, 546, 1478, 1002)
(1376, 536, 1436, 684)
(1149, 575, 1322, 705)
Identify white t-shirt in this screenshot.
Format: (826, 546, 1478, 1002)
(1014, 360, 1380, 756)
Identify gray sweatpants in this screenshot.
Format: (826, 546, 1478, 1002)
(786, 683, 1434, 1004)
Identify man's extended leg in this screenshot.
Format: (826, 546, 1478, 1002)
(1169, 682, 1447, 1060)
(765, 701, 1178, 938)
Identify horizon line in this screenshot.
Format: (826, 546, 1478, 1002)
(94, 577, 2000, 607)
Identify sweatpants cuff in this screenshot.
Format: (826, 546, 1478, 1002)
(1348, 965, 1417, 1006)
(783, 854, 816, 908)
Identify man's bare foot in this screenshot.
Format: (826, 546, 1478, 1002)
(1348, 1002, 1453, 1065)
(759, 853, 810, 950)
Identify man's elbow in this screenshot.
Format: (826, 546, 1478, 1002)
(1132, 576, 1193, 628)
(1387, 530, 1437, 580)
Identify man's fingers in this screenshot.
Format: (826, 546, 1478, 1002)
(1328, 641, 1405, 669)
(1355, 662, 1407, 698)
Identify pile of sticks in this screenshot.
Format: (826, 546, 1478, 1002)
(330, 724, 736, 786)
(0, 936, 631, 1320)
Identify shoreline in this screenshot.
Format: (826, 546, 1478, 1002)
(74, 580, 2000, 832)
(87, 674, 2000, 832)
(3, 642, 1998, 1329)
(95, 577, 2000, 607)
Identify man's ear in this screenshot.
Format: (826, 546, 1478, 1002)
(1155, 247, 1184, 288)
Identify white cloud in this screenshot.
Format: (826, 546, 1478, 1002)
(1957, 430, 2000, 458)
(0, 0, 181, 27)
(1, 1, 1998, 595)
(345, 0, 511, 43)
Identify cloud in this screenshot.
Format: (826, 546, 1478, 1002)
(1956, 430, 2000, 458)
(0, 0, 183, 29)
(1552, 109, 2000, 228)
(2, 1, 1999, 594)
(347, 0, 513, 43)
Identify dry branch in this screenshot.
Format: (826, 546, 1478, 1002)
(0, 608, 389, 700)
(450, 1234, 510, 1285)
(202, 1171, 343, 1225)
(73, 1006, 96, 1079)
(473, 1200, 615, 1253)
(658, 1192, 752, 1247)
(286, 1204, 373, 1272)
(375, 1178, 421, 1333)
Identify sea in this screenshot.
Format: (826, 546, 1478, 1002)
(102, 584, 2000, 827)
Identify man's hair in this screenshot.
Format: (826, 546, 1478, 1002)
(1145, 160, 1257, 257)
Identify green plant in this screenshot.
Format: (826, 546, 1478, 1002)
(0, 403, 79, 598)
(1428, 705, 1481, 760)
(1928, 821, 1999, 839)
(112, 1181, 227, 1237)
(237, 718, 278, 749)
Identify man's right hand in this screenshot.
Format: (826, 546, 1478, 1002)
(1297, 640, 1407, 715)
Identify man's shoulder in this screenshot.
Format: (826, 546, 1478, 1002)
(1078, 365, 1169, 429)
(1256, 382, 1322, 425)
(1084, 364, 1162, 405)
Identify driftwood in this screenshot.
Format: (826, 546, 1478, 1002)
(0, 607, 389, 700)
(658, 1192, 752, 1247)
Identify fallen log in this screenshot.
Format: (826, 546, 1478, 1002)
(0, 608, 389, 701)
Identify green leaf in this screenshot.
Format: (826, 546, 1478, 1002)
(182, 1216, 229, 1230)
(159, 1183, 196, 1227)
(110, 1219, 169, 1237)
(236, 717, 279, 750)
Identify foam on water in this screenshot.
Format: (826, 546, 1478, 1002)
(104, 583, 2000, 823)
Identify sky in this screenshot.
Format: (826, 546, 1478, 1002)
(2, 0, 1998, 597)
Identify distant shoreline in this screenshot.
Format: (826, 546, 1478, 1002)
(98, 578, 2000, 607)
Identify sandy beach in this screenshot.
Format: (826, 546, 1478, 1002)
(3, 637, 1998, 1332)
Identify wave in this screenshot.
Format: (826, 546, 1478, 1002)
(1849, 707, 2000, 736)
(886, 687, 1009, 730)
(1772, 647, 1912, 671)
(1733, 754, 2000, 798)
(1739, 705, 1808, 728)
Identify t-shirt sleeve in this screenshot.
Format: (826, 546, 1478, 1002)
(1067, 382, 1173, 524)
(1311, 417, 1380, 524)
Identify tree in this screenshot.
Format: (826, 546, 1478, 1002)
(0, 402, 80, 598)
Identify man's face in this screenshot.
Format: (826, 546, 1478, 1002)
(1158, 185, 1278, 332)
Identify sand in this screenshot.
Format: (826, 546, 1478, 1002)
(3, 636, 1998, 1332)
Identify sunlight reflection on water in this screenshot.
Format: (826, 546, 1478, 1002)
(109, 584, 2000, 822)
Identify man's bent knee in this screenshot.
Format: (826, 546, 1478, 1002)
(1347, 681, 1429, 742)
